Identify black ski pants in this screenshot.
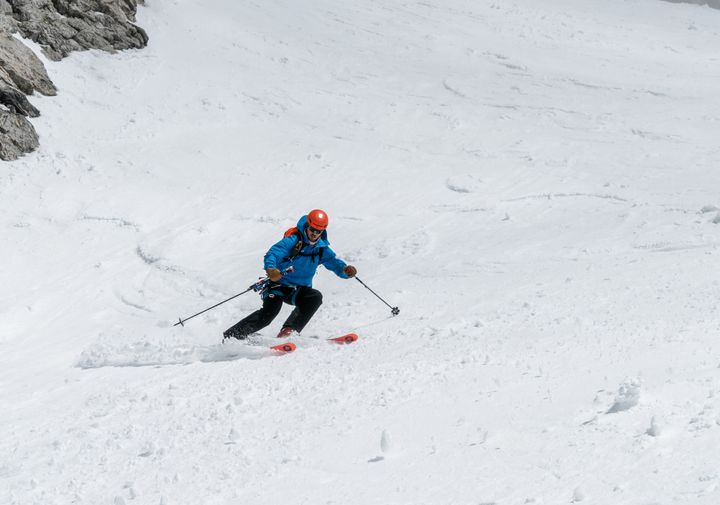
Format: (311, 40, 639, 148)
(223, 285, 323, 340)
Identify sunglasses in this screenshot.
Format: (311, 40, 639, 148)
(307, 226, 323, 234)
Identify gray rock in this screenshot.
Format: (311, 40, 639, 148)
(0, 34, 56, 96)
(10, 0, 148, 61)
(0, 108, 39, 160)
(0, 0, 147, 160)
(0, 4, 19, 42)
(0, 84, 39, 116)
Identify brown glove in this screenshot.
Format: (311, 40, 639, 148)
(266, 268, 282, 282)
(343, 265, 357, 278)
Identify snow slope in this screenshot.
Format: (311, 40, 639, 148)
(2, 0, 720, 503)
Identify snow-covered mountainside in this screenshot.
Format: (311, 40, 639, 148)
(2, 0, 720, 503)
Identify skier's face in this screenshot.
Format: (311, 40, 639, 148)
(306, 226, 323, 241)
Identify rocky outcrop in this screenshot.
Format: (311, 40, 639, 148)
(9, 0, 148, 62)
(0, 0, 147, 161)
(0, 106, 38, 159)
(0, 33, 48, 160)
(0, 34, 55, 96)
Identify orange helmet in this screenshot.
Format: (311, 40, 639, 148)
(307, 209, 329, 230)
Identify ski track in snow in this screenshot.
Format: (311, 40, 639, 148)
(3, 0, 720, 504)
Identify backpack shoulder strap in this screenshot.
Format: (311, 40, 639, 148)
(282, 228, 304, 261)
(281, 227, 326, 263)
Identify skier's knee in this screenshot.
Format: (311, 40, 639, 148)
(311, 290, 323, 307)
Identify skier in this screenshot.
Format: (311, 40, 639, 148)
(223, 209, 357, 340)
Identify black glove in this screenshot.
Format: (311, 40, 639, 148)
(266, 268, 282, 282)
(343, 265, 357, 278)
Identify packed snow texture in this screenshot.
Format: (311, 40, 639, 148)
(2, 0, 720, 504)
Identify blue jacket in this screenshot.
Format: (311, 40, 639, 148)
(263, 215, 349, 287)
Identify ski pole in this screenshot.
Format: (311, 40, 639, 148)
(173, 266, 294, 327)
(354, 276, 400, 316)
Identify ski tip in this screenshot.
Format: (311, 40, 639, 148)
(271, 342, 297, 353)
(329, 333, 359, 344)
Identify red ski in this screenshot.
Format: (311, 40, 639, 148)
(328, 333, 359, 344)
(271, 342, 297, 353)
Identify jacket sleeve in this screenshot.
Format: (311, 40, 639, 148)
(264, 236, 297, 270)
(320, 246, 349, 278)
